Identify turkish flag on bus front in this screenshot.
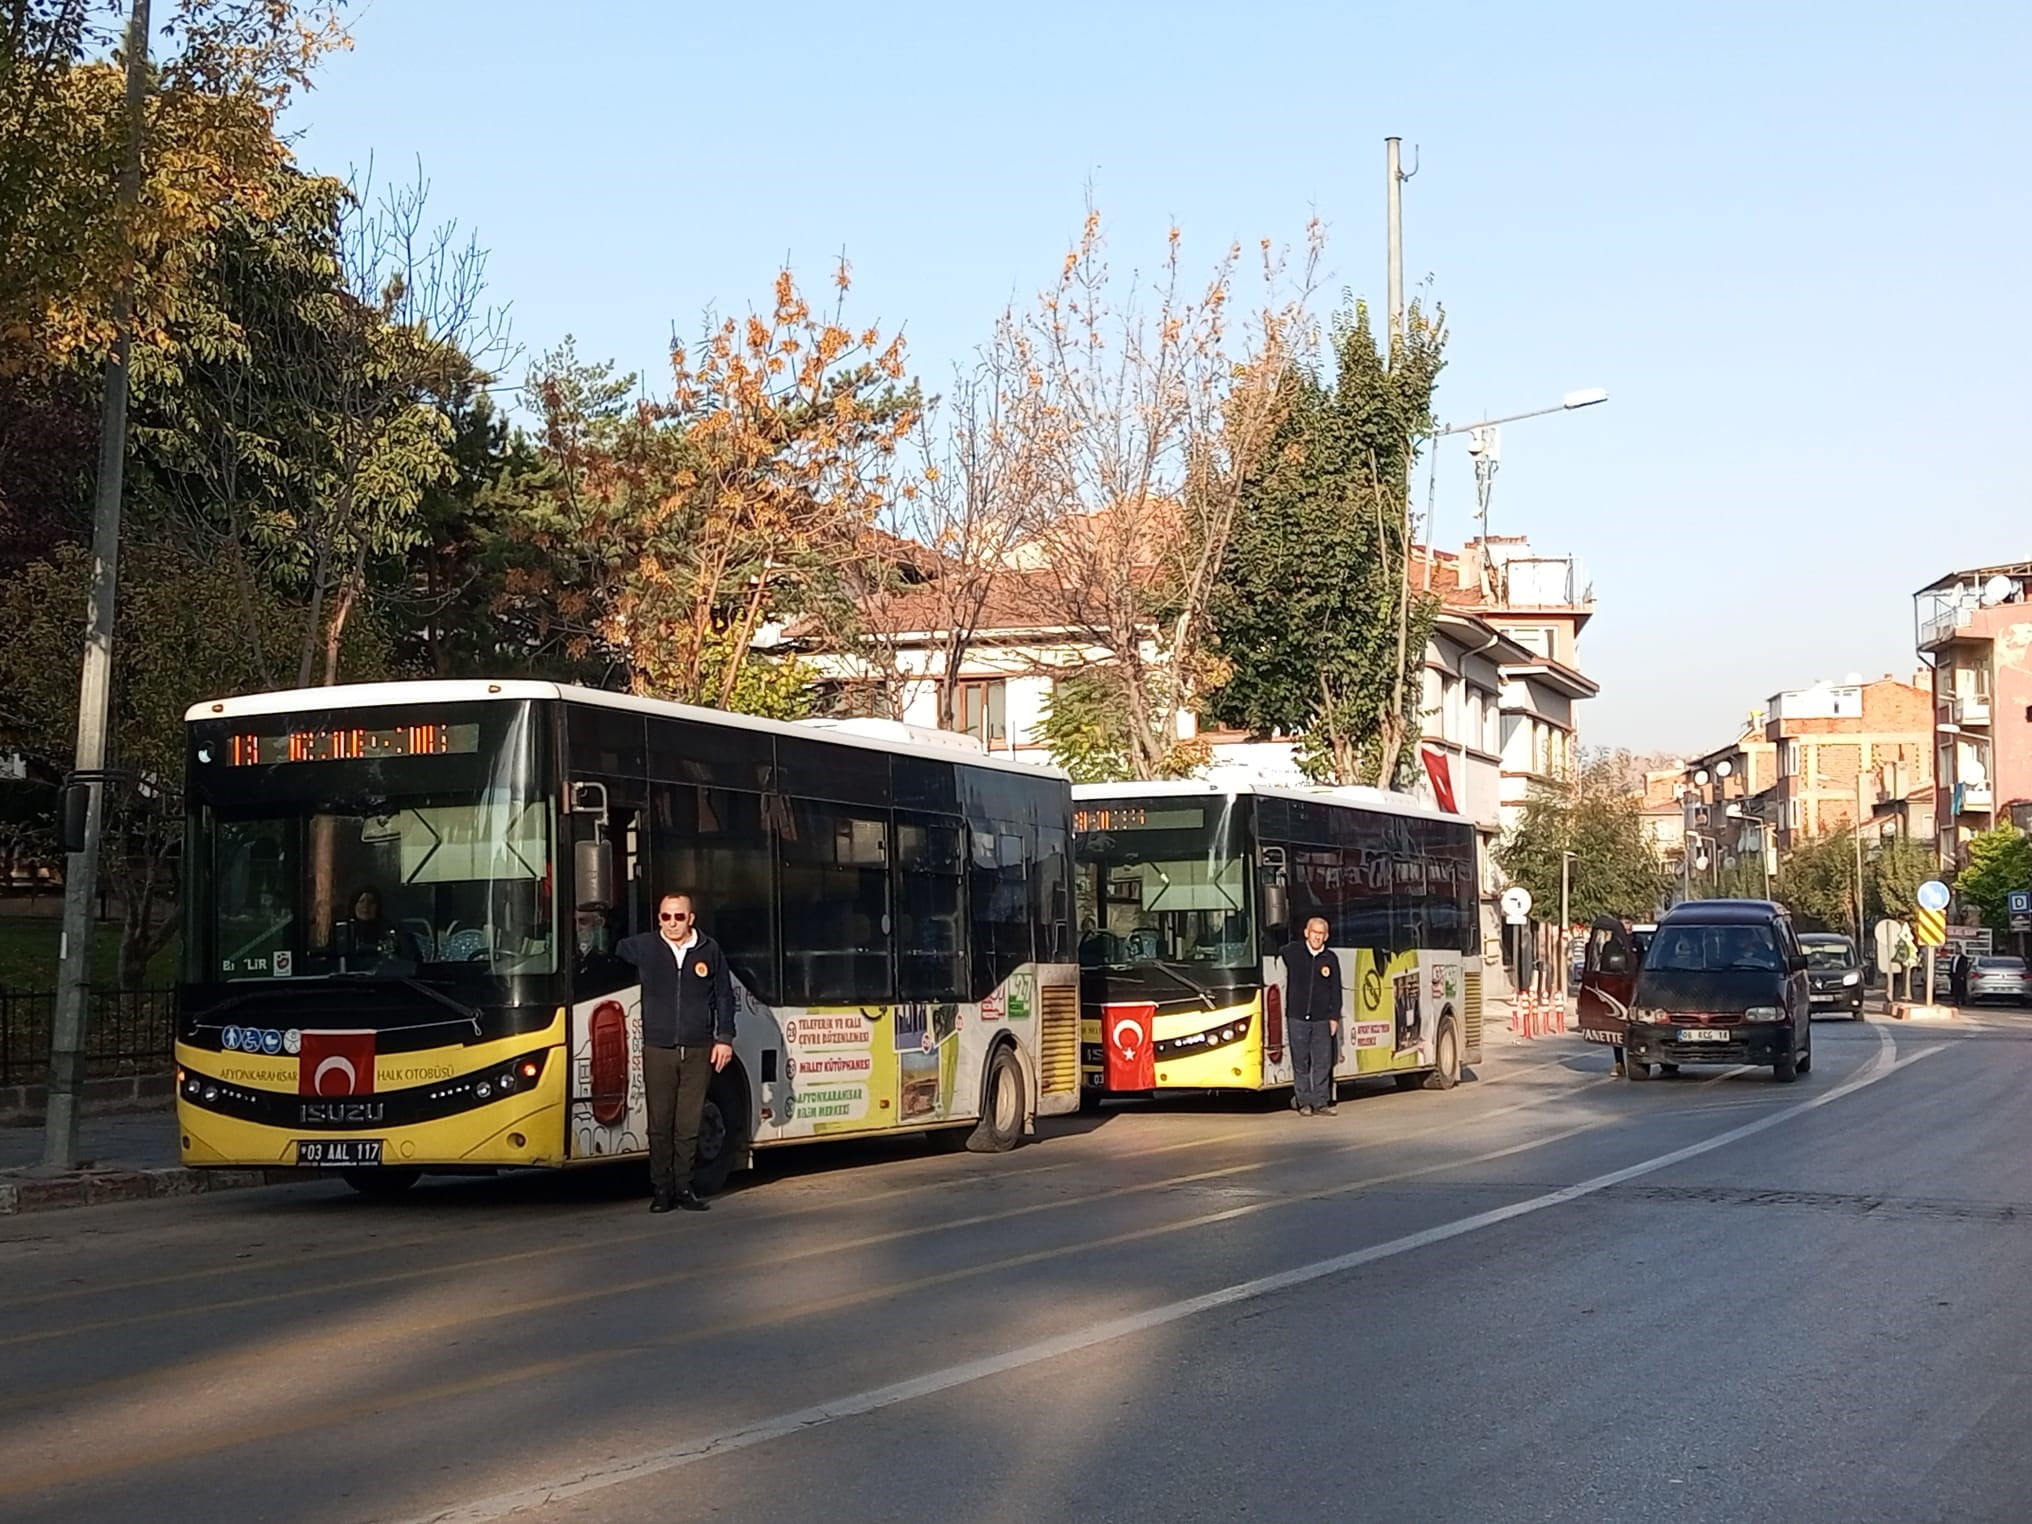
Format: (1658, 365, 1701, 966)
(299, 1030, 377, 1096)
(1103, 1002, 1156, 1091)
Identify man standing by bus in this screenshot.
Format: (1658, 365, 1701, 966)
(1281, 916, 1342, 1116)
(617, 893, 736, 1213)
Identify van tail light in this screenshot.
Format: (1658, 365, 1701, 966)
(589, 999, 628, 1124)
(1264, 984, 1284, 1065)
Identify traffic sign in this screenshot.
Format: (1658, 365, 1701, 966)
(1914, 907, 1947, 947)
(1501, 886, 1533, 924)
(2009, 890, 2031, 916)
(1917, 880, 1951, 913)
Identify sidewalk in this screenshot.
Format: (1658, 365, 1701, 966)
(0, 1109, 297, 1217)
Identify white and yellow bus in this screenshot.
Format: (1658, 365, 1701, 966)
(1073, 781, 1483, 1101)
(175, 681, 1080, 1194)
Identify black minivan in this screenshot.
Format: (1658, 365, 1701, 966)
(1624, 900, 1812, 1083)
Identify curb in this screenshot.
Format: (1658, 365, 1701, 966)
(0, 1164, 304, 1217)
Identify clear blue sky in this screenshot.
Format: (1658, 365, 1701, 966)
(286, 0, 2032, 755)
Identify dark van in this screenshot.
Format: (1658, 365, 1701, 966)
(1623, 900, 1812, 1083)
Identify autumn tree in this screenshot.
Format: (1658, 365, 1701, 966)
(1015, 203, 1318, 780)
(509, 266, 917, 712)
(1207, 299, 1446, 785)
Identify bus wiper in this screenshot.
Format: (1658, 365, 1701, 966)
(332, 972, 483, 1035)
(1138, 961, 1216, 1011)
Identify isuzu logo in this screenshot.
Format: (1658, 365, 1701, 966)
(301, 1101, 384, 1125)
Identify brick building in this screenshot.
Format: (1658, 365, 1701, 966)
(1764, 676, 1934, 853)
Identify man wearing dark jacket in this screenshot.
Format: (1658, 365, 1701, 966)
(1280, 916, 1343, 1116)
(617, 893, 736, 1212)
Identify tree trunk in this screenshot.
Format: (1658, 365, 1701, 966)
(320, 548, 367, 686)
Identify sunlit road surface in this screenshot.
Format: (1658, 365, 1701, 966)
(6, 1018, 2032, 1523)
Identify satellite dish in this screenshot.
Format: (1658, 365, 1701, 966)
(1716, 759, 1734, 778)
(1982, 574, 2016, 606)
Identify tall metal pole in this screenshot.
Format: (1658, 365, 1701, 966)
(1385, 136, 1405, 363)
(42, 0, 151, 1173)
(1853, 764, 1868, 945)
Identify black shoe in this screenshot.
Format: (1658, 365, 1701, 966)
(673, 1190, 710, 1213)
(649, 1192, 675, 1214)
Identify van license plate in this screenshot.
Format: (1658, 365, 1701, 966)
(1678, 1028, 1729, 1042)
(295, 1139, 383, 1167)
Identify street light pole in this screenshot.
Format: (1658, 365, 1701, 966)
(1430, 390, 1608, 596)
(42, 0, 150, 1174)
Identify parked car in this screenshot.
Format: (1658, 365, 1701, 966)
(1965, 956, 2032, 1006)
(1800, 932, 1865, 1019)
(1621, 899, 1812, 1083)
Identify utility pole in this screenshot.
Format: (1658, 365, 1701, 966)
(1854, 762, 1868, 947)
(42, 0, 151, 1173)
(1385, 136, 1406, 364)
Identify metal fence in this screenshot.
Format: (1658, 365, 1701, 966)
(0, 987, 178, 1086)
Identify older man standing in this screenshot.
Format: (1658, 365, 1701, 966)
(617, 893, 736, 1212)
(1281, 916, 1343, 1116)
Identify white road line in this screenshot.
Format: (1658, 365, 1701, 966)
(400, 1026, 1929, 1524)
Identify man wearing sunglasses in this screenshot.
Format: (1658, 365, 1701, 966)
(616, 893, 736, 1213)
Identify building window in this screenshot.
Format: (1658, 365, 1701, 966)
(1788, 796, 1803, 831)
(1780, 739, 1800, 778)
(1510, 626, 1555, 657)
(947, 679, 1008, 744)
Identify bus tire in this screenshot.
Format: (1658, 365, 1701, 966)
(691, 1070, 749, 1196)
(341, 1167, 419, 1197)
(964, 1043, 1026, 1154)
(1421, 1017, 1461, 1091)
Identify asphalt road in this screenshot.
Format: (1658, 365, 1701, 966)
(5, 1014, 2032, 1524)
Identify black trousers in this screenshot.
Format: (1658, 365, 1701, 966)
(1289, 1019, 1338, 1110)
(644, 1043, 712, 1196)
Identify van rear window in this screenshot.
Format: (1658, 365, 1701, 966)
(1644, 924, 1781, 973)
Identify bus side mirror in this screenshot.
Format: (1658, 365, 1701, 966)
(1260, 875, 1288, 936)
(575, 838, 615, 911)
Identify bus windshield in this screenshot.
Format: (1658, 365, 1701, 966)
(1073, 797, 1251, 975)
(185, 701, 556, 986)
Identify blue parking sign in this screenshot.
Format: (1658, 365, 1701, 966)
(2010, 890, 2032, 916)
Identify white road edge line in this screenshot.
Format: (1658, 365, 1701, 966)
(401, 1026, 1930, 1524)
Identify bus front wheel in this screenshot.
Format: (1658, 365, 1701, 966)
(964, 1044, 1026, 1153)
(341, 1167, 420, 1197)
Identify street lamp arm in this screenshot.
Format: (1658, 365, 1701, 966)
(1432, 389, 1610, 438)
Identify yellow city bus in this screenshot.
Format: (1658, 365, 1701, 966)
(175, 681, 1080, 1194)
(1073, 781, 1483, 1102)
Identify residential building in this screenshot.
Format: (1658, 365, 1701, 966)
(1915, 563, 2032, 863)
(1678, 718, 1780, 892)
(1416, 536, 1599, 835)
(1634, 766, 1688, 864)
(1764, 676, 1934, 853)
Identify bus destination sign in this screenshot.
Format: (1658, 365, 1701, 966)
(224, 722, 481, 766)
(1072, 805, 1206, 833)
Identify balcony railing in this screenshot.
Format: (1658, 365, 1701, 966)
(1955, 781, 1994, 813)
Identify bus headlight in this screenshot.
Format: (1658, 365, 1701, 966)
(475, 1080, 493, 1101)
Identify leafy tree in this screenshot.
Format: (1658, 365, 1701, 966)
(1956, 825, 2032, 932)
(1868, 834, 1935, 922)
(1208, 299, 1445, 786)
(1497, 754, 1670, 924)
(1770, 829, 1860, 935)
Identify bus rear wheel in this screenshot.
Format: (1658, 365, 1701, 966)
(1421, 1018, 1461, 1091)
(341, 1167, 419, 1197)
(691, 1075, 748, 1196)
(961, 1044, 1026, 1153)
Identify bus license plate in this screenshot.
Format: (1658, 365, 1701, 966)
(1678, 1028, 1729, 1042)
(295, 1139, 383, 1167)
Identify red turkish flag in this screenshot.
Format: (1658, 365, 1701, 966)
(1103, 1002, 1157, 1092)
(1421, 748, 1458, 813)
(299, 1030, 377, 1096)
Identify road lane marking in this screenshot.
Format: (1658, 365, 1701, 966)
(395, 1028, 1926, 1524)
(0, 1071, 1618, 1355)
